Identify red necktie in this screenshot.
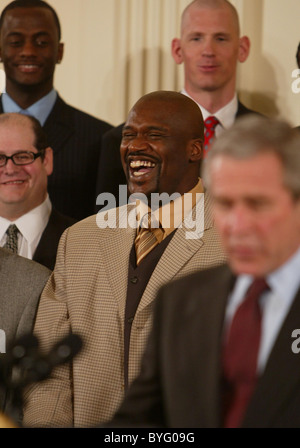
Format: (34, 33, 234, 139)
(222, 278, 269, 428)
(203, 116, 219, 156)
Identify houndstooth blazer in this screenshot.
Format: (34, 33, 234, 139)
(23, 193, 226, 428)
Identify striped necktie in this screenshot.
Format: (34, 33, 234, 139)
(135, 213, 164, 265)
(3, 224, 19, 254)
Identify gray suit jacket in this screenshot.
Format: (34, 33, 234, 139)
(0, 249, 50, 416)
(110, 264, 300, 428)
(23, 194, 226, 428)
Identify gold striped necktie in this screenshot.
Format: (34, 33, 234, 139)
(135, 213, 164, 265)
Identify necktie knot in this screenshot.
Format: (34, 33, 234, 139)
(204, 116, 219, 156)
(4, 224, 19, 254)
(135, 213, 164, 265)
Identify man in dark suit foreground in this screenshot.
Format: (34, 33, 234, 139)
(96, 0, 260, 208)
(0, 0, 112, 220)
(0, 113, 75, 270)
(106, 115, 300, 428)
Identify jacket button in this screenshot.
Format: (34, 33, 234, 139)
(130, 276, 138, 284)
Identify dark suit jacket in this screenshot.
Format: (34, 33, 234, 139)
(0, 248, 50, 417)
(0, 94, 113, 221)
(109, 264, 300, 428)
(95, 101, 260, 210)
(33, 208, 77, 270)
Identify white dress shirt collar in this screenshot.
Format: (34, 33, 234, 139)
(181, 89, 238, 136)
(0, 196, 52, 259)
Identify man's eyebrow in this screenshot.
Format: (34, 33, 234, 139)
(6, 31, 51, 38)
(123, 125, 169, 132)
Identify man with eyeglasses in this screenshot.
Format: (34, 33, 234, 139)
(0, 112, 76, 270)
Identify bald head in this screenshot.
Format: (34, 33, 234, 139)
(131, 90, 204, 141)
(0, 113, 48, 152)
(121, 90, 204, 198)
(182, 0, 240, 36)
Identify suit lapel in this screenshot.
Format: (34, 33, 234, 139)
(97, 206, 136, 317)
(139, 193, 210, 311)
(43, 95, 74, 152)
(243, 288, 300, 427)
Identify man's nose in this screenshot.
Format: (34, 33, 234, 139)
(3, 158, 19, 174)
(227, 206, 253, 234)
(19, 40, 37, 57)
(128, 136, 148, 151)
(202, 38, 215, 56)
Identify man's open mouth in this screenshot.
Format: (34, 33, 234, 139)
(2, 180, 25, 186)
(129, 159, 156, 178)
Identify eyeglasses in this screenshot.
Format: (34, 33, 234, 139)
(0, 151, 44, 167)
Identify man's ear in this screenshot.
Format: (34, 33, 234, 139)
(171, 38, 184, 64)
(238, 36, 250, 63)
(57, 42, 64, 64)
(188, 139, 203, 162)
(43, 147, 53, 176)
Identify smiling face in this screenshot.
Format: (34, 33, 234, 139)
(120, 94, 202, 201)
(0, 7, 63, 98)
(0, 116, 53, 220)
(210, 152, 300, 277)
(172, 1, 249, 102)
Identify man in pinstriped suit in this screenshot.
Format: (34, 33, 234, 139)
(0, 0, 112, 220)
(23, 91, 226, 428)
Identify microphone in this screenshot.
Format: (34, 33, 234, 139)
(2, 333, 83, 388)
(20, 333, 83, 384)
(0, 333, 83, 426)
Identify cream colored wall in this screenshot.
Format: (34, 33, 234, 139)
(0, 0, 299, 127)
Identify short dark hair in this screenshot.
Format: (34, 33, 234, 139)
(27, 114, 49, 155)
(0, 0, 61, 41)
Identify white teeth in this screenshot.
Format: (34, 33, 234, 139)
(19, 65, 38, 69)
(4, 180, 24, 185)
(130, 160, 155, 169)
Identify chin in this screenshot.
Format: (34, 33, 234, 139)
(229, 259, 267, 278)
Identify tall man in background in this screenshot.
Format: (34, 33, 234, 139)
(96, 0, 259, 207)
(0, 0, 112, 220)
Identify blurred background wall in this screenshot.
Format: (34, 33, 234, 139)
(0, 0, 299, 127)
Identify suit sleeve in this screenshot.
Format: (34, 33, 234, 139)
(22, 230, 73, 428)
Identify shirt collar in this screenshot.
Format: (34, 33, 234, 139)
(0, 195, 52, 244)
(181, 89, 238, 130)
(235, 245, 300, 306)
(134, 179, 204, 237)
(1, 89, 57, 125)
